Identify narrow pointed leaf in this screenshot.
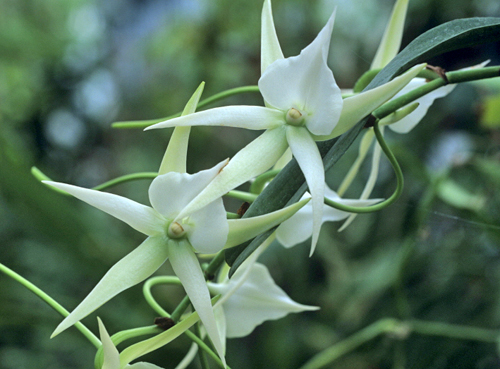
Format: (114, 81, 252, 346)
(43, 181, 164, 237)
(159, 82, 205, 175)
(52, 237, 169, 338)
(225, 198, 309, 249)
(167, 241, 226, 367)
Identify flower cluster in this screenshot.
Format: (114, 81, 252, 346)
(39, 0, 487, 367)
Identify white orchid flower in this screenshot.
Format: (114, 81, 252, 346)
(45, 84, 308, 367)
(276, 185, 382, 248)
(98, 318, 164, 369)
(144, 0, 425, 256)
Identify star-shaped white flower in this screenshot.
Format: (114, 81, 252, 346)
(143, 0, 424, 256)
(276, 185, 382, 248)
(45, 84, 308, 367)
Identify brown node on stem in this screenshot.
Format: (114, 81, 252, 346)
(154, 316, 176, 330)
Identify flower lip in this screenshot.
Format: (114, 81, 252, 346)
(167, 221, 187, 239)
(285, 108, 305, 126)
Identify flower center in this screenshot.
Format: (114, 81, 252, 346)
(167, 221, 187, 239)
(285, 108, 305, 126)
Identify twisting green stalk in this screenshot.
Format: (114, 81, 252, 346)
(249, 169, 281, 194)
(112, 85, 261, 129)
(323, 120, 403, 213)
(142, 276, 229, 369)
(0, 262, 101, 348)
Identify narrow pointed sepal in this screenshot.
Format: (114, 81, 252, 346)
(42, 181, 165, 237)
(176, 127, 289, 220)
(261, 0, 284, 74)
(51, 237, 169, 338)
(285, 126, 325, 256)
(167, 240, 226, 368)
(159, 82, 205, 175)
(225, 198, 310, 249)
(98, 317, 121, 369)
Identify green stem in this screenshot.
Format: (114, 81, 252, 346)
(225, 190, 258, 203)
(195, 323, 211, 369)
(0, 262, 100, 348)
(142, 276, 228, 369)
(112, 85, 261, 129)
(409, 319, 499, 343)
(324, 120, 403, 213)
(249, 169, 281, 194)
(373, 65, 500, 120)
(299, 318, 399, 369)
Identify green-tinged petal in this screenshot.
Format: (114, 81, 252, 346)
(214, 306, 227, 354)
(314, 63, 426, 141)
(225, 198, 309, 249)
(42, 181, 164, 237)
(273, 147, 292, 170)
(209, 263, 318, 338)
(176, 127, 289, 220)
(371, 0, 409, 69)
(339, 128, 384, 232)
(159, 82, 205, 175)
(149, 159, 228, 220)
(52, 237, 169, 338)
(128, 363, 164, 369)
(261, 0, 284, 74)
(286, 126, 324, 256)
(167, 241, 226, 367)
(98, 318, 120, 369)
(145, 106, 284, 131)
(258, 10, 343, 136)
(119, 304, 203, 367)
(188, 198, 228, 254)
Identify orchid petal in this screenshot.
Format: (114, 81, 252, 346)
(52, 237, 169, 338)
(149, 159, 228, 220)
(273, 147, 292, 170)
(214, 306, 227, 354)
(225, 198, 310, 249)
(314, 63, 426, 140)
(159, 82, 205, 175)
(209, 263, 318, 338)
(187, 198, 228, 254)
(275, 209, 315, 248)
(339, 128, 384, 232)
(98, 317, 121, 369)
(259, 10, 343, 136)
(286, 126, 324, 256)
(322, 185, 382, 222)
(128, 363, 164, 369)
(261, 0, 284, 74)
(176, 127, 288, 220)
(167, 240, 226, 367)
(371, 0, 409, 69)
(145, 106, 284, 131)
(388, 79, 455, 133)
(119, 301, 202, 367)
(43, 181, 164, 237)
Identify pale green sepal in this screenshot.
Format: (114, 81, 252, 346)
(51, 237, 169, 338)
(224, 198, 310, 249)
(42, 181, 164, 237)
(167, 240, 226, 368)
(339, 126, 385, 232)
(98, 317, 120, 369)
(286, 126, 324, 257)
(118, 299, 219, 367)
(261, 0, 284, 74)
(159, 82, 205, 175)
(273, 147, 292, 170)
(145, 106, 284, 131)
(314, 63, 426, 141)
(176, 127, 289, 220)
(371, 0, 409, 69)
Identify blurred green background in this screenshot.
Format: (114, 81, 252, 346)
(1, 0, 500, 368)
